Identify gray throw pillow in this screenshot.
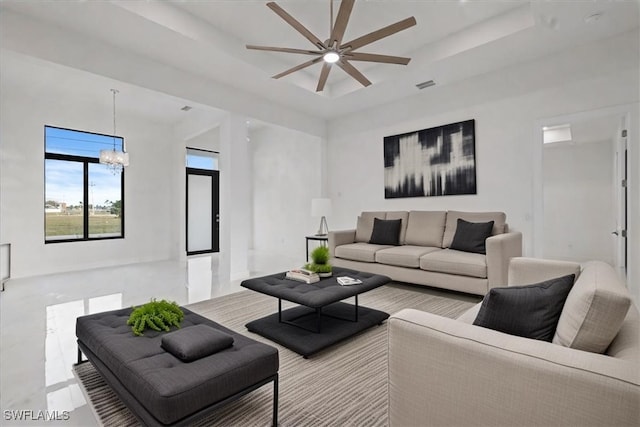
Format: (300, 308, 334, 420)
(450, 219, 494, 254)
(473, 274, 575, 342)
(161, 324, 234, 362)
(369, 218, 401, 246)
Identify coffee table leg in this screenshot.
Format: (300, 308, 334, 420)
(316, 308, 322, 333)
(278, 299, 323, 333)
(355, 295, 359, 322)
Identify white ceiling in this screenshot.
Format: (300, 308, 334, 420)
(1, 0, 638, 129)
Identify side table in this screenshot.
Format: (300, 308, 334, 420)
(305, 235, 328, 261)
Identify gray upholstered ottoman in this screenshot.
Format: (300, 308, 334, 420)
(76, 307, 279, 426)
(242, 267, 391, 357)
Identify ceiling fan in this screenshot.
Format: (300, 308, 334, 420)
(247, 0, 417, 92)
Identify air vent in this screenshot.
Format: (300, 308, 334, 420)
(416, 80, 436, 90)
(180, 106, 192, 112)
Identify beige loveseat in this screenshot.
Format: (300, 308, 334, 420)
(388, 258, 640, 426)
(329, 211, 522, 295)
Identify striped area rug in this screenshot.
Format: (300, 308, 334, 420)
(73, 283, 480, 426)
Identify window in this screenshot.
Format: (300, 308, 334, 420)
(186, 148, 218, 171)
(44, 126, 124, 242)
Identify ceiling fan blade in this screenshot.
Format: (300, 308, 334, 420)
(316, 62, 332, 92)
(266, 2, 326, 50)
(273, 57, 324, 79)
(341, 16, 416, 51)
(246, 45, 321, 55)
(336, 60, 371, 87)
(330, 0, 355, 48)
(344, 52, 411, 65)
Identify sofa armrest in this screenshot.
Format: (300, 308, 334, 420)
(388, 309, 640, 427)
(485, 231, 522, 288)
(328, 229, 356, 257)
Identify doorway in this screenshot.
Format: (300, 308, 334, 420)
(536, 108, 628, 269)
(186, 148, 219, 255)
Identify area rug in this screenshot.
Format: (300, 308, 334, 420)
(73, 283, 480, 426)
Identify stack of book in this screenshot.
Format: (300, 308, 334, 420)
(337, 276, 363, 286)
(285, 268, 320, 284)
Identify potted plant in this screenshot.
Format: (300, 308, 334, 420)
(305, 245, 332, 278)
(127, 299, 184, 336)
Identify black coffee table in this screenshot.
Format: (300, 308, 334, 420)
(241, 267, 391, 357)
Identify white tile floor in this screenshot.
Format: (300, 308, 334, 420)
(0, 251, 299, 426)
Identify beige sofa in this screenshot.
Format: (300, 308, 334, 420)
(329, 211, 522, 295)
(388, 258, 640, 426)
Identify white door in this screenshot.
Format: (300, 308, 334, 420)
(541, 113, 625, 266)
(187, 173, 213, 253)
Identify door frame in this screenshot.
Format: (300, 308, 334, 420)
(532, 104, 633, 268)
(186, 167, 219, 256)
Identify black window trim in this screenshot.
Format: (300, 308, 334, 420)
(44, 125, 125, 244)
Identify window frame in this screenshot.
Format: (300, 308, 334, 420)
(44, 125, 125, 244)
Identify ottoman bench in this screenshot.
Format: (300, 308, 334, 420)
(76, 306, 279, 426)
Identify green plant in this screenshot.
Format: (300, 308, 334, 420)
(310, 246, 330, 264)
(306, 245, 332, 274)
(304, 262, 332, 274)
(127, 299, 184, 336)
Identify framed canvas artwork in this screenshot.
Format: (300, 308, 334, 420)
(384, 119, 476, 198)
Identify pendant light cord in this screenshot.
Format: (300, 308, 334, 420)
(111, 89, 119, 151)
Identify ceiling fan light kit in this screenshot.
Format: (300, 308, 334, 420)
(323, 51, 340, 63)
(247, 0, 416, 92)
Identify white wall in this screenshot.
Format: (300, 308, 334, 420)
(327, 69, 637, 249)
(325, 39, 639, 301)
(250, 125, 322, 262)
(543, 141, 615, 264)
(0, 80, 181, 278)
(186, 127, 220, 153)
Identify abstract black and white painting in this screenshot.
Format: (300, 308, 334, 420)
(384, 119, 476, 198)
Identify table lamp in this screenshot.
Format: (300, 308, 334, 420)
(311, 198, 332, 236)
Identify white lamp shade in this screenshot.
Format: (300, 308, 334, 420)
(311, 198, 332, 217)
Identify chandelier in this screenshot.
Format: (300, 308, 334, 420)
(99, 89, 129, 173)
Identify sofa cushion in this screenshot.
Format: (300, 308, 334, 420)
(553, 261, 632, 354)
(369, 218, 402, 246)
(449, 219, 494, 254)
(386, 211, 409, 244)
(161, 324, 234, 362)
(508, 257, 581, 286)
(442, 211, 506, 248)
(334, 242, 392, 263)
(473, 274, 575, 341)
(405, 211, 447, 247)
(376, 246, 441, 268)
(420, 249, 487, 278)
(355, 211, 387, 242)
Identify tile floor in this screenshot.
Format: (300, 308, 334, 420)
(0, 251, 299, 426)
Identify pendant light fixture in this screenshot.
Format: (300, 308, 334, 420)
(99, 89, 129, 173)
